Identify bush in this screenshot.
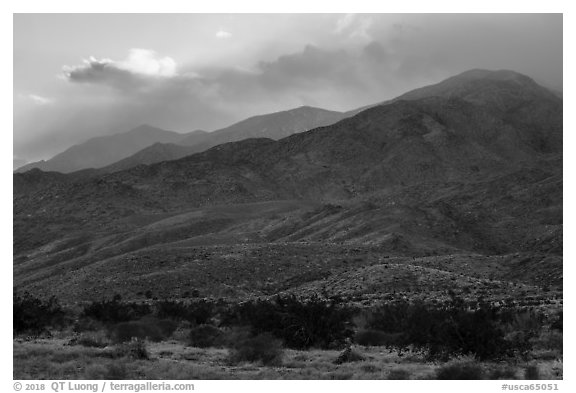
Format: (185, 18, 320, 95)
(110, 321, 165, 343)
(73, 317, 104, 333)
(82, 296, 151, 324)
(361, 364, 380, 373)
(367, 297, 531, 361)
(116, 338, 149, 360)
(13, 291, 66, 335)
(550, 312, 562, 331)
(222, 294, 355, 349)
(489, 366, 518, 380)
(387, 369, 411, 380)
(227, 331, 283, 366)
(333, 347, 365, 364)
(354, 329, 403, 347)
(535, 331, 563, 352)
(155, 300, 214, 324)
(436, 362, 485, 380)
(73, 331, 109, 348)
(524, 365, 540, 380)
(189, 324, 223, 348)
(85, 361, 129, 379)
(143, 317, 178, 338)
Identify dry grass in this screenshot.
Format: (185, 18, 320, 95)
(14, 337, 563, 380)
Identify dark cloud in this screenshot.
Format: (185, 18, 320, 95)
(64, 58, 148, 91)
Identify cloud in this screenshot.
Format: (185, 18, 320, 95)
(334, 14, 375, 42)
(27, 94, 54, 105)
(16, 14, 561, 162)
(215, 30, 232, 39)
(62, 49, 177, 89)
(119, 49, 176, 77)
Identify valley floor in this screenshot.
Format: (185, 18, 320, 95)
(14, 337, 563, 380)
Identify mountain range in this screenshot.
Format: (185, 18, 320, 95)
(13, 69, 563, 303)
(15, 106, 347, 174)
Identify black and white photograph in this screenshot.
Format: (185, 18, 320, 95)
(9, 7, 567, 386)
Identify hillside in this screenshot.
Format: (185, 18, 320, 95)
(13, 69, 562, 303)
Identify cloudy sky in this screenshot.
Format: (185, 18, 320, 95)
(13, 13, 562, 163)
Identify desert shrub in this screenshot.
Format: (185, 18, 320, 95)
(72, 331, 109, 348)
(155, 299, 215, 324)
(535, 330, 563, 352)
(73, 317, 105, 333)
(104, 362, 129, 379)
(504, 330, 536, 360)
(361, 364, 380, 373)
(367, 297, 531, 361)
(333, 347, 365, 364)
(82, 296, 151, 324)
(85, 362, 129, 379)
(550, 312, 562, 331)
(524, 365, 540, 380)
(110, 320, 166, 343)
(387, 368, 411, 380)
(189, 324, 224, 348)
(489, 366, 518, 380)
(227, 331, 283, 366)
(501, 309, 544, 333)
(436, 362, 485, 380)
(115, 338, 149, 360)
(222, 294, 355, 349)
(141, 316, 178, 338)
(13, 291, 67, 335)
(354, 329, 403, 347)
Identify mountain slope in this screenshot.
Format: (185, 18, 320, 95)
(179, 105, 346, 147)
(13, 69, 563, 301)
(15, 125, 190, 173)
(101, 143, 198, 173)
(99, 106, 347, 173)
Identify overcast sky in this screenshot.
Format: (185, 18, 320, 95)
(13, 13, 562, 162)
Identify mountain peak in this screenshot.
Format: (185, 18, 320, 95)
(396, 68, 557, 107)
(127, 124, 171, 135)
(449, 69, 538, 86)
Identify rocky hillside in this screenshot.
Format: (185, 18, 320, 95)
(13, 69, 562, 301)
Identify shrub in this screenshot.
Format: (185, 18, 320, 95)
(82, 297, 151, 324)
(85, 361, 129, 379)
(141, 317, 178, 338)
(227, 331, 283, 366)
(387, 369, 411, 380)
(367, 297, 530, 361)
(116, 338, 149, 360)
(155, 300, 214, 324)
(524, 365, 540, 380)
(333, 346, 365, 364)
(535, 331, 563, 352)
(13, 291, 66, 335)
(189, 324, 223, 348)
(222, 294, 355, 349)
(110, 321, 164, 343)
(354, 329, 403, 347)
(73, 317, 104, 333)
(73, 331, 109, 348)
(489, 366, 518, 380)
(436, 362, 485, 380)
(550, 312, 562, 331)
(361, 364, 380, 373)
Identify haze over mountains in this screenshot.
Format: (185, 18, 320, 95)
(16, 125, 191, 173)
(13, 69, 562, 302)
(15, 106, 347, 174)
